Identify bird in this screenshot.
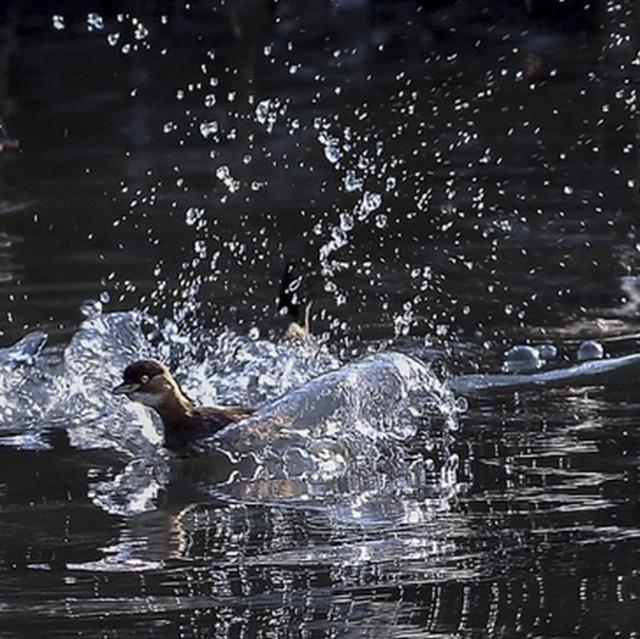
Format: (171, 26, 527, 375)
(112, 359, 254, 451)
(113, 261, 312, 450)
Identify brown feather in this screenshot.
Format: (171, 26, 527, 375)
(114, 359, 254, 451)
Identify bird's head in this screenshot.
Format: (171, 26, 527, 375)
(112, 359, 178, 408)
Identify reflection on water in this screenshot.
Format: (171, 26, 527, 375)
(0, 0, 639, 637)
(0, 308, 638, 637)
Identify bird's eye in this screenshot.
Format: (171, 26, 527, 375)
(140, 374, 150, 384)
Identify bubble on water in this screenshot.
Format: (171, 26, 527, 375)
(503, 345, 542, 373)
(538, 344, 558, 359)
(199, 120, 219, 139)
(52, 15, 65, 30)
(577, 340, 604, 361)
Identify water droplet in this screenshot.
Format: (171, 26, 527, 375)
(375, 214, 387, 228)
(80, 299, 103, 318)
(215, 165, 240, 193)
(199, 120, 218, 139)
(87, 13, 104, 31)
(185, 206, 205, 226)
(362, 192, 382, 213)
(339, 213, 354, 231)
(52, 15, 65, 30)
(344, 170, 363, 192)
(255, 99, 270, 124)
(134, 23, 149, 40)
(324, 144, 341, 164)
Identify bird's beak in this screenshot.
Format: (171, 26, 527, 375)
(112, 382, 140, 396)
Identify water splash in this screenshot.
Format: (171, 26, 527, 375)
(0, 309, 461, 524)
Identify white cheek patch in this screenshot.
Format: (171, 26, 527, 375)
(129, 391, 163, 408)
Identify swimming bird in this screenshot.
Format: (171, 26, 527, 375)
(112, 359, 254, 451)
(113, 263, 312, 449)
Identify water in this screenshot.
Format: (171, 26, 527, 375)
(0, 1, 639, 637)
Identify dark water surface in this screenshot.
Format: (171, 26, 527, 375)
(0, 1, 638, 637)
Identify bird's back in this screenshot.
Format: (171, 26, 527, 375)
(164, 405, 254, 451)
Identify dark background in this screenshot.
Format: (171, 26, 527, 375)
(0, 1, 638, 637)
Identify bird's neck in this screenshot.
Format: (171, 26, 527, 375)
(153, 385, 197, 430)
